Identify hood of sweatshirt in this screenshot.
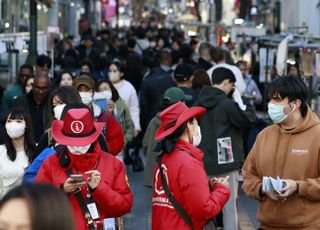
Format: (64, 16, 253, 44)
(278, 106, 320, 135)
(197, 85, 228, 109)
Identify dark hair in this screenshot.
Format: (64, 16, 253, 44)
(211, 67, 236, 85)
(127, 38, 136, 49)
(47, 86, 82, 126)
(267, 76, 308, 117)
(180, 44, 193, 60)
(198, 42, 212, 57)
(210, 46, 225, 63)
(109, 60, 126, 74)
(192, 69, 211, 93)
(79, 59, 93, 72)
(236, 60, 247, 68)
(160, 118, 195, 153)
(18, 64, 34, 87)
(0, 183, 74, 230)
(4, 109, 35, 161)
(189, 39, 198, 46)
(171, 50, 182, 66)
(223, 50, 235, 65)
(96, 79, 120, 102)
(36, 54, 52, 69)
(56, 71, 75, 86)
(20, 64, 34, 73)
(287, 63, 300, 77)
(62, 38, 74, 50)
(160, 48, 172, 64)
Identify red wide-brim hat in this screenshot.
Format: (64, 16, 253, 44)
(155, 101, 206, 141)
(52, 108, 104, 146)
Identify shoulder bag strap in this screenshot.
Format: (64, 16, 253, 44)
(158, 158, 194, 230)
(65, 169, 97, 230)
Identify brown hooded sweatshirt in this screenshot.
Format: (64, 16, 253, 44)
(242, 107, 320, 229)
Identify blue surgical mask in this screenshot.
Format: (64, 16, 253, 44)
(93, 99, 108, 112)
(268, 103, 295, 123)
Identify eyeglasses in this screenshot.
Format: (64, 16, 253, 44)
(19, 74, 31, 78)
(34, 86, 50, 92)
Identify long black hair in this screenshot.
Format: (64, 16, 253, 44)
(4, 109, 35, 162)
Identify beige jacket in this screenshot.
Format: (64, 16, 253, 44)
(242, 107, 320, 229)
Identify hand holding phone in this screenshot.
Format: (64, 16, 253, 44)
(63, 174, 86, 193)
(70, 174, 84, 183)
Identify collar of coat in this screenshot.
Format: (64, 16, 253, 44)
(174, 139, 204, 161)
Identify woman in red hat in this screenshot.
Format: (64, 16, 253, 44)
(152, 101, 230, 230)
(35, 108, 133, 230)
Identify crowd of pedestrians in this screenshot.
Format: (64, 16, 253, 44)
(0, 18, 318, 230)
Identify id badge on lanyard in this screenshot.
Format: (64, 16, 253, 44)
(87, 202, 100, 220)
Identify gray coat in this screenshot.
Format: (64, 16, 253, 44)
(142, 114, 161, 187)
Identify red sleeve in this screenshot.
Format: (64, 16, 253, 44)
(179, 158, 230, 221)
(35, 155, 65, 188)
(92, 158, 133, 217)
(98, 113, 124, 155)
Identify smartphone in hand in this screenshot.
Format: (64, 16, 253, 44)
(70, 174, 84, 183)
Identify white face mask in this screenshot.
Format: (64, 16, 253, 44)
(67, 145, 91, 155)
(93, 90, 112, 100)
(79, 92, 93, 105)
(5, 121, 26, 139)
(192, 124, 202, 146)
(109, 72, 121, 83)
(53, 103, 66, 120)
(150, 41, 156, 48)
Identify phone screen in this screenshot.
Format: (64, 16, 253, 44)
(70, 174, 84, 183)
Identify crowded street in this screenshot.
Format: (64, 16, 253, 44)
(0, 0, 320, 230)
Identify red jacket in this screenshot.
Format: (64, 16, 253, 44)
(152, 139, 230, 230)
(97, 112, 124, 155)
(35, 143, 133, 230)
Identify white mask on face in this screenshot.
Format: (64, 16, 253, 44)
(93, 90, 112, 100)
(109, 72, 121, 83)
(53, 103, 66, 120)
(5, 121, 26, 139)
(67, 145, 91, 155)
(192, 124, 202, 146)
(79, 92, 93, 105)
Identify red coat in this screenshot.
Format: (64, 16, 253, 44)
(152, 139, 230, 230)
(98, 112, 124, 155)
(35, 143, 133, 230)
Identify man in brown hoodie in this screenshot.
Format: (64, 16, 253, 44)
(242, 76, 320, 229)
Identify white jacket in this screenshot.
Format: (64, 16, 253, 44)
(113, 80, 141, 131)
(0, 145, 29, 198)
(207, 63, 245, 94)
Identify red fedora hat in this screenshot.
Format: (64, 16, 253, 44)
(155, 101, 206, 141)
(52, 108, 104, 146)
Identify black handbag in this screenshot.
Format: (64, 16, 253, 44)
(158, 158, 216, 230)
